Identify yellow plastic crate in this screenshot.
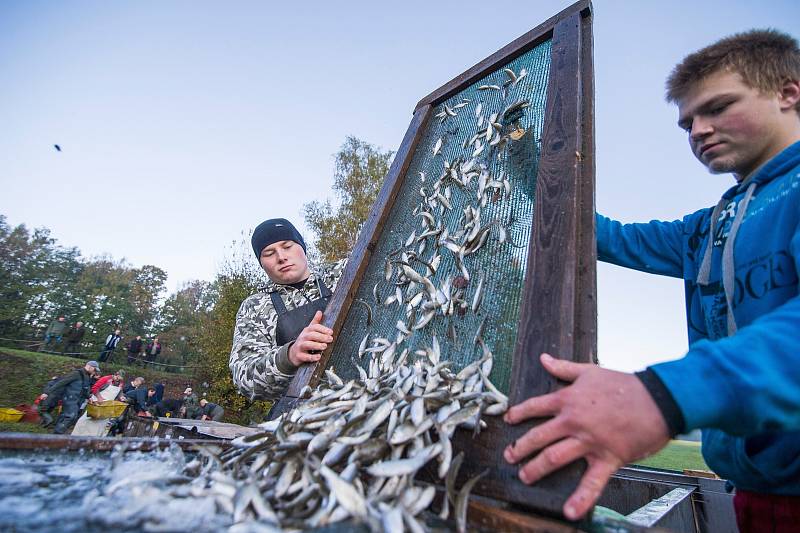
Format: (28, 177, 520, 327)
(86, 400, 128, 419)
(0, 408, 24, 423)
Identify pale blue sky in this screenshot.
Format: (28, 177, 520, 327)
(2, 1, 798, 372)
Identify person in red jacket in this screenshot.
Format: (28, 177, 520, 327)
(90, 369, 126, 398)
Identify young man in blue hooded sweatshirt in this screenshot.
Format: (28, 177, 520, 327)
(503, 29, 800, 530)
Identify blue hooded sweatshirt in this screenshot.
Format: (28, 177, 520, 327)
(596, 140, 800, 495)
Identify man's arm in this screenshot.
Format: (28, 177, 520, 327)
(229, 295, 296, 401)
(613, 215, 800, 436)
(596, 213, 686, 277)
(652, 293, 800, 436)
(506, 219, 800, 519)
(91, 375, 111, 396)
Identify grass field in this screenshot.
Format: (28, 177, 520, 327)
(0, 347, 197, 427)
(0, 421, 48, 434)
(631, 439, 710, 472)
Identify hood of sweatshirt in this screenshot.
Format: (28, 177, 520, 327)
(697, 140, 800, 336)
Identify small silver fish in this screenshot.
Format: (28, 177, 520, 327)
(433, 137, 443, 156)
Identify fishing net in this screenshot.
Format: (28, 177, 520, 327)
(327, 39, 552, 394)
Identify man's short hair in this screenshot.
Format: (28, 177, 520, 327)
(666, 29, 800, 111)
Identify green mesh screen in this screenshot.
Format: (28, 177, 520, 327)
(326, 40, 552, 394)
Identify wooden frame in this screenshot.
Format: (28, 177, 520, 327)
(274, 0, 596, 519)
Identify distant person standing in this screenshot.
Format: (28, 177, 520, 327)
(99, 329, 123, 362)
(62, 321, 86, 356)
(144, 337, 161, 366)
(126, 335, 143, 365)
(40, 316, 67, 351)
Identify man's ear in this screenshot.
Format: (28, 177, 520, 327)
(778, 79, 800, 111)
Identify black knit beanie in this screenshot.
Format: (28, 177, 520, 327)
(251, 218, 307, 259)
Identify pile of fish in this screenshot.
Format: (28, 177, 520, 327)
(177, 342, 508, 532)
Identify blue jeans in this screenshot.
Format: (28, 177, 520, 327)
(99, 348, 115, 362)
(42, 334, 62, 349)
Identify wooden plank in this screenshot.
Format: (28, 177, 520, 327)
(510, 12, 583, 393)
(466, 497, 668, 533)
(283, 104, 433, 397)
(414, 0, 592, 111)
(446, 417, 591, 524)
(451, 11, 592, 517)
(575, 7, 598, 365)
(467, 498, 579, 532)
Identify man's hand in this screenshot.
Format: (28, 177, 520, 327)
(288, 311, 334, 367)
(503, 353, 671, 520)
(41, 393, 48, 400)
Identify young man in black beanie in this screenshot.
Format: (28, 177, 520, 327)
(229, 218, 346, 401)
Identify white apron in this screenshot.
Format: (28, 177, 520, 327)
(71, 383, 122, 437)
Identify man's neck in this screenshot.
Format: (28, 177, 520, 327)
(736, 132, 800, 183)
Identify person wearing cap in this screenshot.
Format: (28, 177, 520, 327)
(229, 218, 347, 402)
(181, 387, 201, 419)
(39, 360, 99, 434)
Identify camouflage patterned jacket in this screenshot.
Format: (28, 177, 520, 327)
(229, 260, 346, 401)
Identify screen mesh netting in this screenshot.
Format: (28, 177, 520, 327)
(326, 40, 552, 394)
